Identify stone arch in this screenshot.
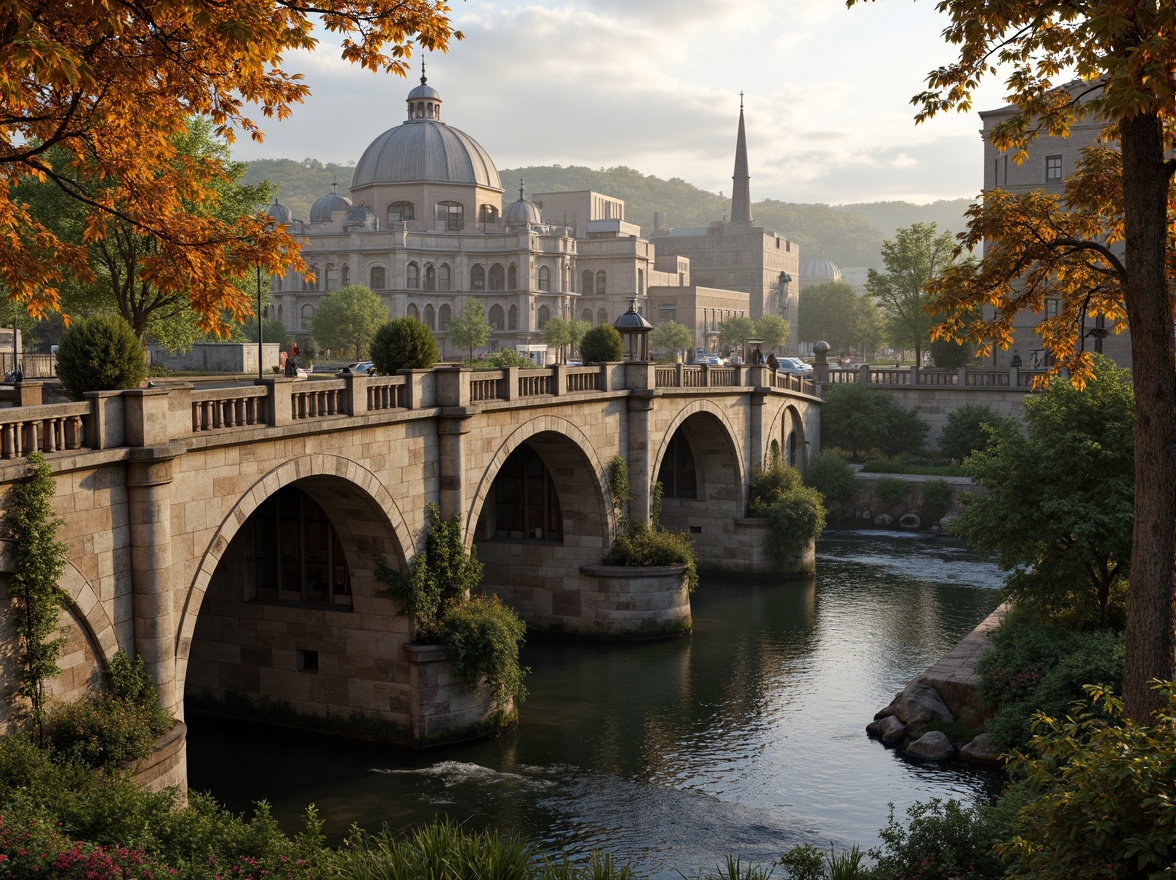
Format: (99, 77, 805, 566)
(175, 456, 413, 686)
(765, 399, 810, 472)
(489, 304, 505, 331)
(651, 399, 748, 532)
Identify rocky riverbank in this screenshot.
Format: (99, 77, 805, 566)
(867, 604, 1008, 764)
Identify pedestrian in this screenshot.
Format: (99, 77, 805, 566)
(766, 352, 778, 374)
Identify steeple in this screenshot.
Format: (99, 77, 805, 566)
(730, 92, 752, 226)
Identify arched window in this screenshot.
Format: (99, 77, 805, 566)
(435, 201, 464, 231)
(424, 304, 436, 330)
(249, 486, 352, 606)
(424, 264, 436, 291)
(581, 308, 593, 323)
(341, 264, 350, 286)
(492, 444, 563, 541)
(581, 270, 594, 296)
(489, 264, 505, 291)
(415, 101, 425, 118)
(537, 266, 551, 292)
(438, 264, 451, 291)
(507, 263, 517, 290)
(300, 303, 314, 328)
(370, 266, 386, 289)
(470, 264, 485, 290)
(537, 305, 550, 328)
(406, 262, 420, 289)
(479, 204, 499, 226)
(387, 201, 414, 223)
(508, 304, 518, 330)
(657, 433, 697, 499)
(597, 308, 608, 324)
(596, 271, 607, 295)
(439, 304, 452, 329)
(489, 304, 505, 330)
(407, 303, 419, 322)
(637, 268, 644, 295)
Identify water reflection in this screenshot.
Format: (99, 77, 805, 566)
(188, 531, 1003, 879)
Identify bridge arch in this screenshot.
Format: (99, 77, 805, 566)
(176, 455, 414, 716)
(764, 399, 810, 471)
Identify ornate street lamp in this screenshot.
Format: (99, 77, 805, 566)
(614, 297, 652, 362)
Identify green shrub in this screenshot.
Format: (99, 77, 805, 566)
(55, 315, 146, 399)
(604, 521, 698, 591)
(867, 798, 1009, 880)
(370, 316, 438, 373)
(606, 454, 630, 519)
(804, 452, 857, 508)
(764, 490, 826, 569)
(579, 324, 623, 364)
(442, 594, 529, 705)
(939, 404, 1016, 463)
(874, 476, 908, 508)
(820, 383, 928, 459)
(920, 479, 953, 522)
(478, 348, 537, 369)
(997, 683, 1176, 880)
(977, 611, 1124, 751)
(747, 452, 804, 516)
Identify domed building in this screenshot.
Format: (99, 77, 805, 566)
(799, 255, 841, 290)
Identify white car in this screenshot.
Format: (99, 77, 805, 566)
(778, 357, 813, 375)
(347, 361, 375, 374)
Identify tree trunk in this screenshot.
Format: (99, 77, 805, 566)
(1119, 112, 1176, 723)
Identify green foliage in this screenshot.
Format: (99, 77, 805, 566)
(377, 503, 482, 640)
(649, 319, 693, 358)
(874, 477, 908, 509)
(242, 158, 355, 222)
(820, 383, 928, 459)
(606, 454, 630, 520)
(803, 452, 858, 508)
(977, 610, 1124, 751)
(604, 521, 698, 592)
(938, 404, 1015, 463)
(692, 854, 775, 880)
(650, 481, 663, 528)
(482, 348, 536, 369)
(996, 683, 1176, 880)
(952, 356, 1134, 629)
(754, 314, 790, 351)
(777, 844, 827, 880)
(3, 451, 68, 736)
(370, 316, 439, 373)
(579, 324, 623, 364)
(928, 332, 973, 369)
(55, 314, 147, 398)
(748, 455, 826, 567)
(442, 594, 529, 705)
(860, 459, 963, 477)
(797, 281, 882, 356)
(867, 798, 1008, 880)
(308, 284, 388, 361)
(919, 479, 953, 523)
(718, 315, 755, 351)
(448, 299, 492, 362)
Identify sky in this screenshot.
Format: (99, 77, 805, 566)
(228, 0, 1014, 206)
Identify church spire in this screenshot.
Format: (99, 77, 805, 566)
(730, 92, 752, 226)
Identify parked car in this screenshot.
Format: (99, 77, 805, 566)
(699, 355, 725, 366)
(347, 361, 375, 374)
(778, 357, 813, 375)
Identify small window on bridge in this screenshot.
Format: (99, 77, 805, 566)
(492, 444, 563, 541)
(250, 486, 352, 608)
(658, 433, 697, 499)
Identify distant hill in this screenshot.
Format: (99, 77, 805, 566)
(244, 159, 973, 271)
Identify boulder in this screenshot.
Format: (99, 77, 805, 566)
(874, 513, 894, 527)
(893, 683, 954, 730)
(879, 715, 906, 745)
(959, 733, 1002, 765)
(899, 513, 922, 529)
(873, 705, 896, 721)
(905, 730, 954, 761)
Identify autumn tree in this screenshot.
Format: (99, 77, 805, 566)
(866, 223, 957, 367)
(309, 284, 388, 361)
(447, 299, 491, 363)
(848, 0, 1176, 720)
(0, 0, 459, 334)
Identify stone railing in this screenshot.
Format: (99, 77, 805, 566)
(0, 361, 818, 463)
(822, 365, 1047, 390)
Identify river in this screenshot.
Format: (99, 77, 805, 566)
(187, 530, 1005, 878)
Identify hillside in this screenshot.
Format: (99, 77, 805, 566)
(244, 159, 973, 271)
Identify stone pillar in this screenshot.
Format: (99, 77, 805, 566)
(812, 341, 830, 384)
(258, 378, 297, 427)
(14, 380, 42, 407)
(127, 445, 180, 713)
(626, 391, 656, 525)
(437, 411, 473, 522)
(749, 389, 766, 473)
(338, 370, 368, 417)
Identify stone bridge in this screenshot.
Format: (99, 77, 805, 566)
(0, 362, 819, 780)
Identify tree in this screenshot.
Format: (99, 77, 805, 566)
(541, 317, 573, 363)
(937, 404, 1015, 463)
(848, 0, 1176, 719)
(309, 284, 388, 361)
(55, 315, 148, 399)
(568, 320, 591, 359)
(0, 0, 458, 335)
(370, 317, 438, 373)
(754, 314, 789, 352)
(717, 315, 755, 354)
(649, 320, 693, 359)
(798, 281, 860, 354)
(3, 452, 68, 740)
(820, 383, 929, 459)
(579, 324, 623, 364)
(866, 223, 957, 368)
(447, 299, 491, 363)
(953, 357, 1134, 630)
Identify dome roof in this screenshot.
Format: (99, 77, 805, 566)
(310, 187, 353, 221)
(265, 198, 292, 226)
(344, 204, 378, 231)
(503, 180, 542, 227)
(351, 76, 500, 190)
(614, 302, 652, 331)
(801, 256, 841, 283)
